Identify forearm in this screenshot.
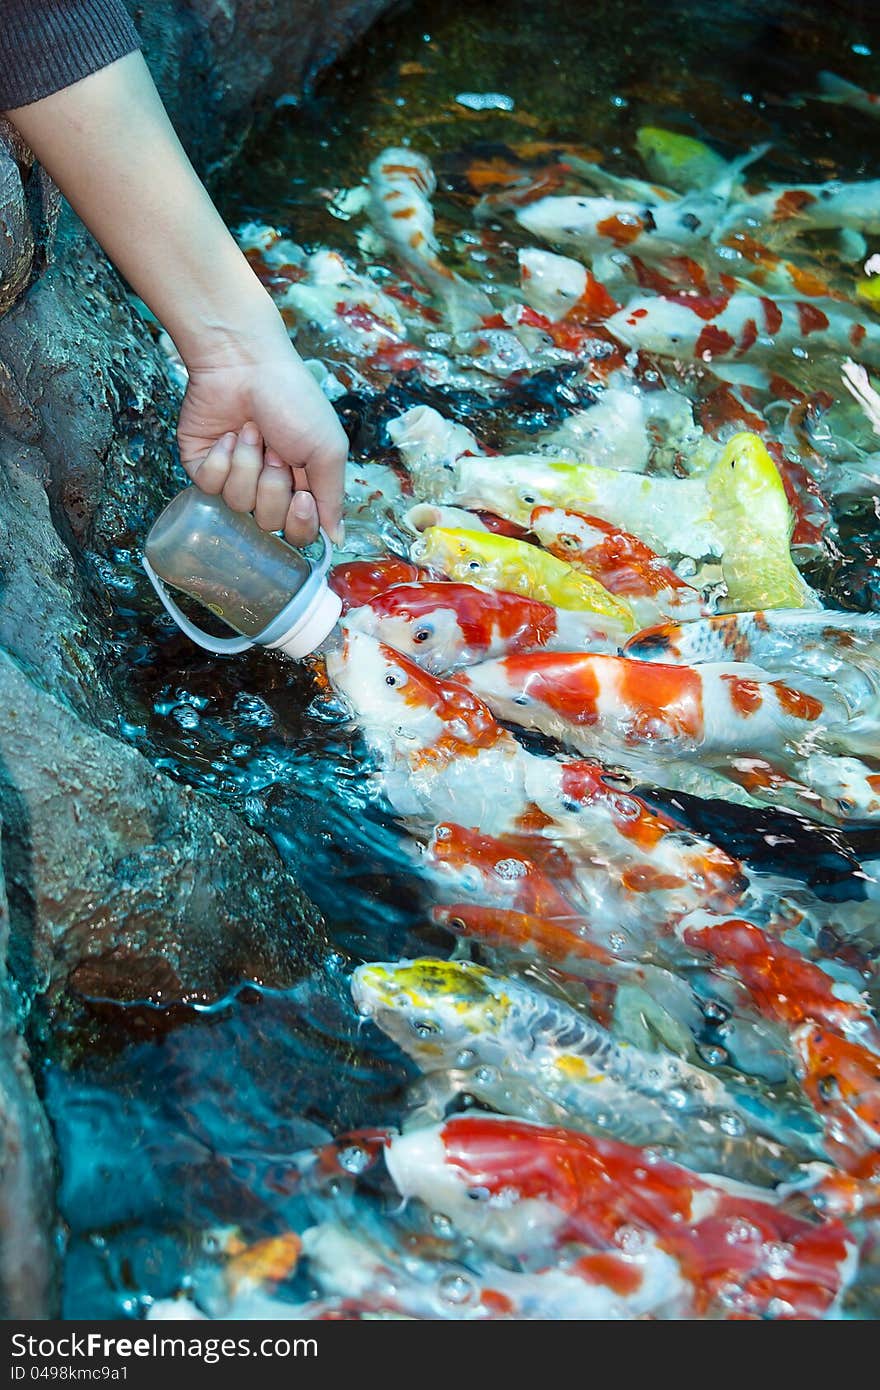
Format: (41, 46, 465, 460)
(5, 50, 280, 367)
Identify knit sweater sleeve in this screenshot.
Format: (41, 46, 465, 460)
(0, 1, 141, 110)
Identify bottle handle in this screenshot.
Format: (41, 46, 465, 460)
(141, 528, 335, 656)
(142, 555, 256, 653)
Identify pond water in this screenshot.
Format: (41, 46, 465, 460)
(49, 0, 880, 1319)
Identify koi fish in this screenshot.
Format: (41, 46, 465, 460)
(368, 148, 492, 330)
(279, 248, 408, 350)
(525, 757, 748, 909)
(816, 71, 880, 117)
(518, 247, 600, 321)
(344, 581, 621, 672)
(330, 557, 424, 611)
(302, 1215, 672, 1320)
(677, 913, 880, 1053)
(384, 1115, 856, 1319)
(716, 230, 841, 300)
(462, 650, 849, 765)
(517, 146, 767, 260)
(724, 177, 880, 238)
(325, 629, 537, 832)
(704, 432, 818, 610)
(401, 431, 801, 586)
(635, 127, 729, 193)
(529, 506, 708, 625)
(352, 959, 824, 1182)
(605, 291, 880, 365)
(625, 609, 880, 709)
(411, 527, 636, 627)
(793, 1024, 880, 1172)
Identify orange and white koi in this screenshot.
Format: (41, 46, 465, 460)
(625, 609, 880, 709)
(462, 650, 848, 764)
(515, 149, 766, 263)
(724, 177, 880, 239)
(529, 506, 708, 625)
(385, 1115, 856, 1319)
(344, 580, 620, 672)
(605, 290, 880, 365)
(368, 148, 492, 331)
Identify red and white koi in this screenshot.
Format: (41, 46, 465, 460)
(279, 247, 409, 351)
(529, 506, 708, 625)
(325, 629, 536, 832)
(605, 290, 880, 365)
(344, 580, 621, 672)
(385, 1115, 856, 1319)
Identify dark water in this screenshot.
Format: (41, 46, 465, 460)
(51, 0, 880, 1318)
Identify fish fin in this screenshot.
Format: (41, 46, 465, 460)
(842, 358, 880, 436)
(817, 71, 865, 104)
(835, 228, 868, 263)
(708, 142, 772, 199)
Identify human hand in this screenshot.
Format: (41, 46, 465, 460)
(177, 331, 348, 547)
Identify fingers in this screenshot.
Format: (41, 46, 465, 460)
(222, 421, 263, 513)
(187, 431, 235, 493)
(284, 490, 319, 548)
(254, 451, 294, 533)
(302, 417, 348, 545)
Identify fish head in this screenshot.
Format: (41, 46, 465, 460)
(329, 557, 421, 612)
(413, 526, 514, 581)
(350, 958, 515, 1069)
(385, 1118, 570, 1254)
(326, 629, 502, 755)
(344, 584, 481, 674)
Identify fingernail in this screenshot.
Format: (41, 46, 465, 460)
(240, 421, 259, 446)
(293, 491, 316, 520)
(222, 432, 237, 450)
(333, 521, 346, 547)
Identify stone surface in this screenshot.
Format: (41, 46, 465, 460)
(127, 0, 393, 172)
(0, 830, 55, 1319)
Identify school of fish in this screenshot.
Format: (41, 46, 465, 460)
(159, 89, 880, 1319)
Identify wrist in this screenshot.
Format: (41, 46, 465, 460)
(173, 282, 292, 372)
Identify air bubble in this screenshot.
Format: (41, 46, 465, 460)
(718, 1112, 746, 1137)
(337, 1144, 372, 1174)
(438, 1272, 477, 1306)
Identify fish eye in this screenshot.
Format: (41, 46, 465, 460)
(513, 694, 530, 706)
(385, 669, 405, 687)
(521, 492, 536, 504)
(413, 626, 433, 643)
(467, 560, 481, 572)
(560, 534, 577, 547)
(449, 917, 466, 932)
